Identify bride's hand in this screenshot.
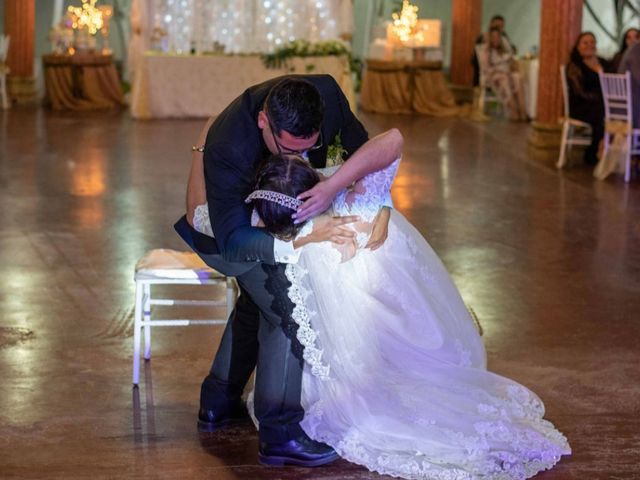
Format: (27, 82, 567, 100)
(365, 207, 391, 250)
(293, 179, 339, 224)
(292, 214, 359, 249)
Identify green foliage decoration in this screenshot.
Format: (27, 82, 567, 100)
(326, 132, 347, 167)
(261, 39, 363, 91)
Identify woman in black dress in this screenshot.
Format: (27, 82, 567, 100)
(566, 32, 613, 165)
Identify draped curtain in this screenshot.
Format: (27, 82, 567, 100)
(147, 0, 350, 54)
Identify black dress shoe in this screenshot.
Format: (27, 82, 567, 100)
(258, 434, 339, 467)
(197, 401, 251, 432)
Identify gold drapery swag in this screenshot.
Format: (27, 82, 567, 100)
(360, 59, 471, 117)
(43, 54, 125, 110)
(594, 120, 632, 180)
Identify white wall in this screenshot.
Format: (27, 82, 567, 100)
(481, 0, 540, 57)
(582, 0, 636, 58)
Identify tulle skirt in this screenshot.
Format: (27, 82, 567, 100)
(285, 211, 570, 480)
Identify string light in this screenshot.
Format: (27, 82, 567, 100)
(153, 0, 341, 54)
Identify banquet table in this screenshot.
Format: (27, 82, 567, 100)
(130, 53, 355, 119)
(43, 53, 125, 110)
(360, 58, 467, 116)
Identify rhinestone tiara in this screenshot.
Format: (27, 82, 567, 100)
(245, 190, 303, 211)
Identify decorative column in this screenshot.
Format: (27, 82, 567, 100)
(529, 0, 583, 147)
(450, 0, 482, 86)
(4, 0, 36, 102)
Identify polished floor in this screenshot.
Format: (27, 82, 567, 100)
(0, 107, 639, 479)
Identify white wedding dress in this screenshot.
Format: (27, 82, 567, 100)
(283, 159, 570, 480)
(192, 159, 570, 479)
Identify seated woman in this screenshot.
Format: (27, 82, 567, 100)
(476, 27, 527, 121)
(566, 32, 613, 165)
(610, 28, 639, 72)
(618, 39, 640, 129)
(472, 15, 516, 87)
(186, 135, 571, 478)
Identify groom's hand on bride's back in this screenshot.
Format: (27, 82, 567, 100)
(293, 179, 339, 224)
(292, 215, 359, 250)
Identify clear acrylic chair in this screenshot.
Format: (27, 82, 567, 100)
(557, 65, 592, 169)
(132, 249, 236, 385)
(599, 71, 640, 182)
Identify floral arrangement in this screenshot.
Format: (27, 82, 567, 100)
(261, 39, 363, 91)
(262, 39, 349, 68)
(326, 132, 347, 167)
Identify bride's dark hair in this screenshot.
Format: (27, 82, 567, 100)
(251, 154, 320, 240)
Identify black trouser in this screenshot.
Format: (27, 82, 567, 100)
(585, 120, 605, 165)
(573, 103, 605, 165)
(200, 263, 305, 443)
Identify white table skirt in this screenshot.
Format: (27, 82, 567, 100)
(518, 58, 539, 119)
(130, 53, 355, 119)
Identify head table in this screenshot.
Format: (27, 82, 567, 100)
(130, 53, 355, 119)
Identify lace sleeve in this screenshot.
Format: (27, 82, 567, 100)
(315, 160, 400, 205)
(332, 158, 401, 223)
(356, 158, 401, 206)
(193, 203, 214, 237)
(315, 165, 341, 178)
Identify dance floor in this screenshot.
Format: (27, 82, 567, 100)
(0, 108, 639, 479)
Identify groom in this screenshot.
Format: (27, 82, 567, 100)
(175, 75, 391, 466)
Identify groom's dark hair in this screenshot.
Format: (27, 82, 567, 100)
(264, 78, 325, 138)
(251, 154, 320, 241)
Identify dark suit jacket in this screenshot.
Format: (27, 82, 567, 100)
(175, 74, 368, 276)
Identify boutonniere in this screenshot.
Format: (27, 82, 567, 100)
(326, 132, 347, 167)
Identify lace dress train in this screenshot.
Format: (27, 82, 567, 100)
(285, 160, 570, 479)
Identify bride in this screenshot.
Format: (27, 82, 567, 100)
(186, 131, 571, 479)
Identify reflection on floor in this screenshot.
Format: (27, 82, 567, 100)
(0, 108, 639, 479)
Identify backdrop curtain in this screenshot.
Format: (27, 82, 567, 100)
(140, 0, 350, 55)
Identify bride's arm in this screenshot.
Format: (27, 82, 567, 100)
(186, 116, 215, 226)
(293, 128, 403, 223)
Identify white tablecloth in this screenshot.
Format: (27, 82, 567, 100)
(130, 53, 355, 119)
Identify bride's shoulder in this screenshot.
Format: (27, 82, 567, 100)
(362, 157, 402, 186)
(315, 165, 341, 177)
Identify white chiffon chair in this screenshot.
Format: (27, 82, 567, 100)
(0, 35, 10, 110)
(598, 71, 640, 182)
(132, 249, 237, 385)
(557, 65, 592, 169)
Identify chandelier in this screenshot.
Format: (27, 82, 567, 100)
(391, 0, 419, 44)
(68, 0, 104, 35)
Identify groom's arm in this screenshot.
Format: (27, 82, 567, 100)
(206, 142, 278, 264)
(205, 143, 357, 263)
(294, 128, 403, 222)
